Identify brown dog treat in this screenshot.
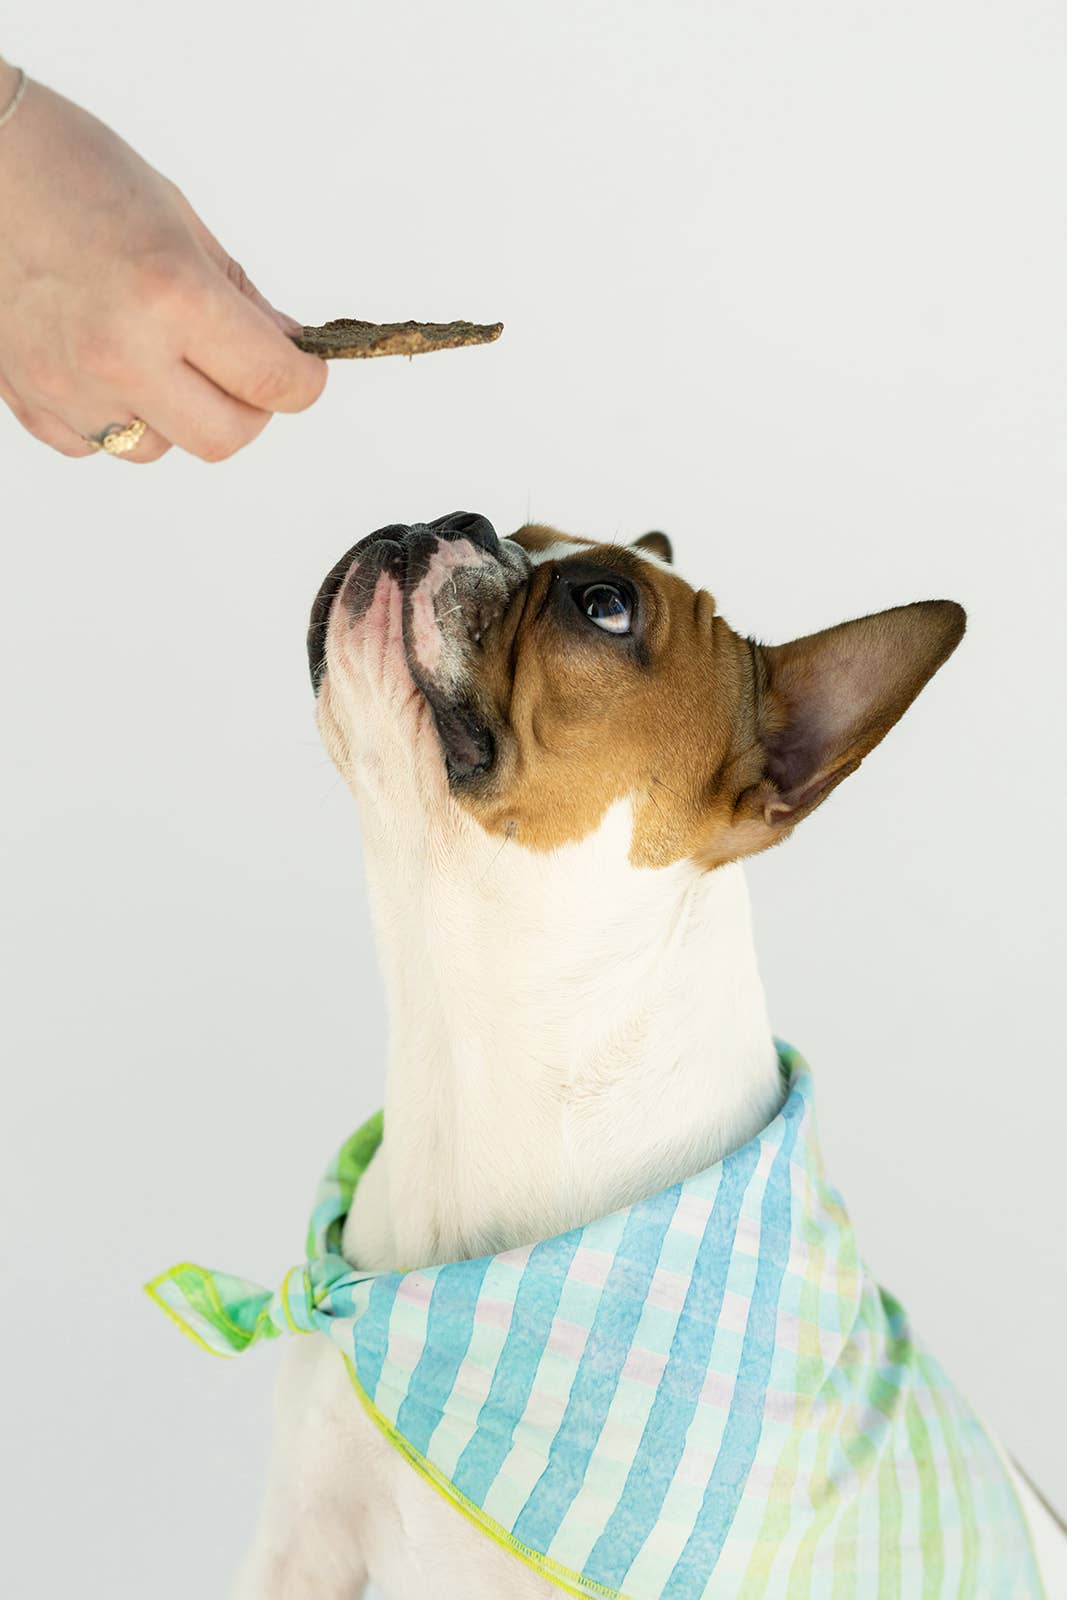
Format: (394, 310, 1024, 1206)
(292, 319, 503, 360)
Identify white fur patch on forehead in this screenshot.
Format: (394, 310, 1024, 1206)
(632, 540, 701, 593)
(520, 539, 599, 567)
(631, 544, 675, 576)
(512, 530, 693, 588)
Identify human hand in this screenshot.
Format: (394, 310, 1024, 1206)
(0, 64, 327, 463)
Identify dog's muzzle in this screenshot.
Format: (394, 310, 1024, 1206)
(307, 512, 505, 692)
(308, 512, 529, 784)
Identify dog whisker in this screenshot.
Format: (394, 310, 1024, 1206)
(316, 774, 347, 807)
(474, 833, 511, 887)
(651, 775, 685, 802)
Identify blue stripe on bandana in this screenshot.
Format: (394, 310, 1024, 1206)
(512, 1182, 683, 1554)
(584, 1136, 761, 1590)
(395, 1254, 493, 1456)
(663, 1089, 802, 1596)
(452, 1228, 583, 1506)
(353, 1271, 404, 1403)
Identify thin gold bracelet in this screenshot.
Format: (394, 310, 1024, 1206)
(0, 67, 27, 131)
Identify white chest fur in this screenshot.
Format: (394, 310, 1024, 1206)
(343, 800, 784, 1272)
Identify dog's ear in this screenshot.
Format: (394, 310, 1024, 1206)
(633, 530, 673, 564)
(726, 600, 966, 853)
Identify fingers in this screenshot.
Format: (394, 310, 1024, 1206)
(5, 358, 267, 467)
(1, 381, 96, 458)
(182, 274, 327, 416)
(2, 358, 240, 468)
(12, 401, 172, 462)
(18, 409, 97, 459)
(67, 405, 172, 463)
(127, 361, 272, 463)
(112, 422, 172, 465)
(1, 362, 172, 461)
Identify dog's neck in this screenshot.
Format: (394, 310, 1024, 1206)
(346, 794, 783, 1271)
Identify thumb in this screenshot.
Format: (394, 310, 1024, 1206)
(223, 254, 304, 337)
(189, 210, 305, 337)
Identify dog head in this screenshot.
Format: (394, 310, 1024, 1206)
(310, 513, 964, 870)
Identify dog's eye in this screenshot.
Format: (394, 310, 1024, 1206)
(579, 583, 633, 635)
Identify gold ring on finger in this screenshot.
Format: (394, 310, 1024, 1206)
(85, 418, 148, 456)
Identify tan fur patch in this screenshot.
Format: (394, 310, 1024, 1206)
(454, 526, 963, 871)
(459, 526, 764, 867)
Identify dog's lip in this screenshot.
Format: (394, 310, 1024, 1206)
(356, 527, 406, 559)
(340, 530, 409, 589)
(308, 535, 411, 691)
(351, 535, 405, 581)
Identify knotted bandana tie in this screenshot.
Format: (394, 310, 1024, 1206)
(148, 1042, 1042, 1598)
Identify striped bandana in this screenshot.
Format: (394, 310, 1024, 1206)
(148, 1042, 1041, 1597)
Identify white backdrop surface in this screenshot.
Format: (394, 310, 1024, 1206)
(2, 4, 1064, 1594)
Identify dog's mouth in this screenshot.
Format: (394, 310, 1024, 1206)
(307, 526, 408, 694)
(308, 513, 529, 784)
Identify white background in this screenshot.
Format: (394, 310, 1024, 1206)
(2, 3, 1064, 1594)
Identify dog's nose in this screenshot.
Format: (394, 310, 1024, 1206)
(422, 511, 502, 560)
